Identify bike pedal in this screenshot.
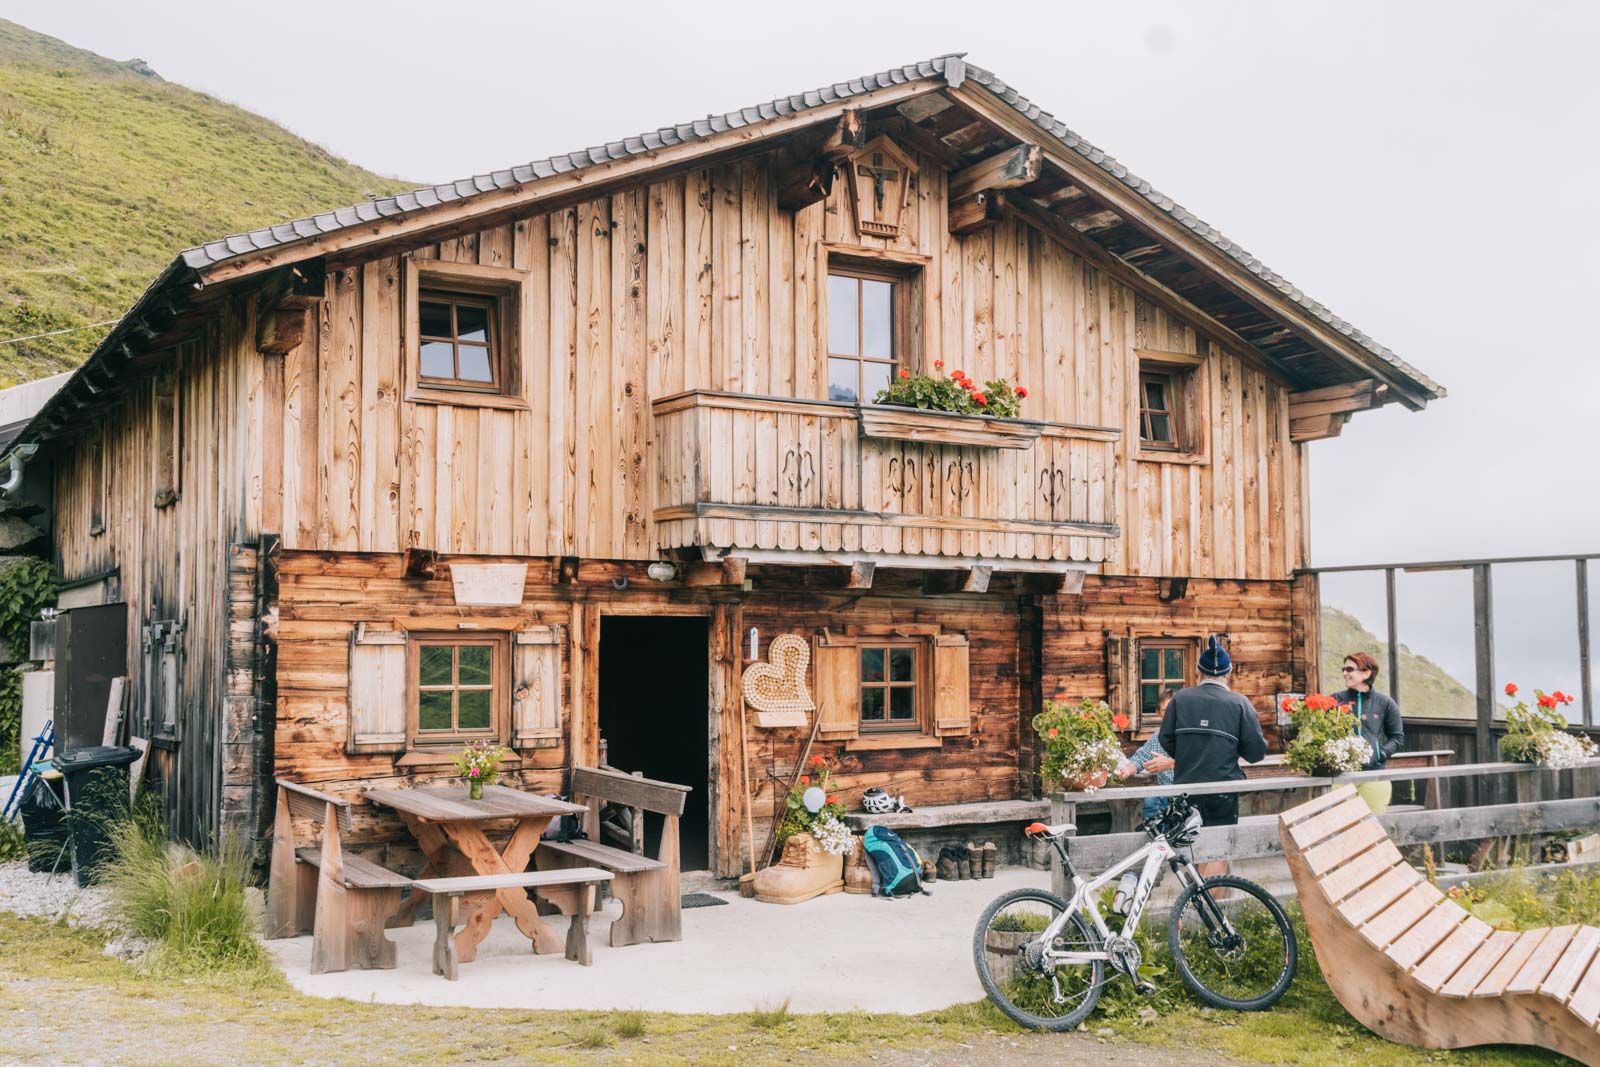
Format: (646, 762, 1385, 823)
(1133, 980, 1158, 997)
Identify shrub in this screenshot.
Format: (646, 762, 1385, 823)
(101, 809, 268, 976)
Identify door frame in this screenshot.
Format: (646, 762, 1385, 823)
(579, 600, 744, 877)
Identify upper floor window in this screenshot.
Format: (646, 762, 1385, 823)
(419, 292, 500, 391)
(404, 257, 528, 410)
(1139, 370, 1181, 449)
(1135, 349, 1209, 462)
(827, 269, 898, 404)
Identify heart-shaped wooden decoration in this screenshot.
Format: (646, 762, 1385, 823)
(741, 633, 814, 728)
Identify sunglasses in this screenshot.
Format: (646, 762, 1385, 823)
(1341, 666, 1365, 673)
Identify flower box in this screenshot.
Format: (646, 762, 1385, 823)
(857, 405, 1044, 450)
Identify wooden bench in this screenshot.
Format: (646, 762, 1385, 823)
(534, 766, 691, 947)
(266, 779, 411, 974)
(841, 799, 1053, 868)
(413, 868, 614, 977)
(1281, 785, 1600, 1066)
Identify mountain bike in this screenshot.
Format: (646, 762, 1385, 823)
(973, 795, 1297, 1031)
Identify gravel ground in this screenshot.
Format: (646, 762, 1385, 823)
(0, 859, 113, 927)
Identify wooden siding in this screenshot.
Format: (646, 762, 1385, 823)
(278, 144, 1305, 579)
(51, 300, 268, 847)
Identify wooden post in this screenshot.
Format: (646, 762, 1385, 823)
(310, 800, 348, 975)
(266, 788, 297, 938)
(1048, 791, 1076, 899)
(1473, 565, 1495, 774)
(1578, 559, 1593, 729)
(1385, 567, 1400, 706)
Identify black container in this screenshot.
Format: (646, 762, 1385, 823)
(18, 776, 69, 874)
(56, 745, 138, 886)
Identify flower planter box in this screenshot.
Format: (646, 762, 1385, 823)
(858, 404, 1044, 450)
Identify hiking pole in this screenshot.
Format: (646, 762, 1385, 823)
(3, 720, 54, 824)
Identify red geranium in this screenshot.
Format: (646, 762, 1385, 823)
(810, 754, 825, 766)
(800, 776, 810, 786)
(933, 359, 944, 369)
(1048, 727, 1059, 737)
(1538, 693, 1558, 709)
(1111, 713, 1130, 731)
(898, 368, 910, 379)
(1280, 696, 1293, 713)
(1015, 386, 1028, 398)
(974, 393, 988, 406)
(826, 795, 838, 805)
(952, 369, 965, 379)
(1504, 682, 1518, 696)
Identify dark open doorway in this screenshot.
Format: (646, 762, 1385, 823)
(597, 615, 710, 871)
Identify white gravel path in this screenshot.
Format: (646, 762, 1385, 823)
(0, 859, 113, 927)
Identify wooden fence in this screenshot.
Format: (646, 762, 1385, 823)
(1048, 759, 1600, 897)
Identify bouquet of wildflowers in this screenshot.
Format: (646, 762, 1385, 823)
(777, 754, 848, 844)
(1320, 734, 1374, 775)
(1499, 684, 1596, 769)
(455, 739, 508, 796)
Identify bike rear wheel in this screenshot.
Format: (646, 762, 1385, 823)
(1167, 874, 1297, 1010)
(973, 887, 1105, 1031)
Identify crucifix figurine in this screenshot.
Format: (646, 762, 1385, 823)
(856, 152, 899, 212)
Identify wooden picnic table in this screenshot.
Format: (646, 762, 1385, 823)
(366, 784, 588, 964)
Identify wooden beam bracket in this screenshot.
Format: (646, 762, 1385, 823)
(949, 190, 1007, 235)
(775, 110, 865, 211)
(948, 142, 1042, 200)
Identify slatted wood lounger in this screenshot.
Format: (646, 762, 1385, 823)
(1280, 785, 1600, 1066)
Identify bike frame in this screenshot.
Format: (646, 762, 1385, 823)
(1036, 832, 1204, 967)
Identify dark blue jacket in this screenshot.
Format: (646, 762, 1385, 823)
(1333, 687, 1405, 770)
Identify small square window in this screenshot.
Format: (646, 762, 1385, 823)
(418, 292, 501, 392)
(411, 635, 506, 745)
(1138, 639, 1191, 721)
(1136, 350, 1208, 460)
(860, 642, 919, 732)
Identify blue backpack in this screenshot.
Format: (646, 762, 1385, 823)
(862, 825, 929, 898)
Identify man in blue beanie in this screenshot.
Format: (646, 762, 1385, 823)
(1157, 634, 1267, 876)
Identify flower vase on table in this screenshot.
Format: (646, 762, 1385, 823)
(455, 739, 508, 800)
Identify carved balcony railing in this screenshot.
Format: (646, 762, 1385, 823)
(651, 390, 1120, 565)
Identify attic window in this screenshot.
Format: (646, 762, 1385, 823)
(1135, 349, 1209, 462)
(419, 292, 500, 391)
(404, 258, 527, 409)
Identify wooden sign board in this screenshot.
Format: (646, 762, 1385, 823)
(449, 563, 528, 606)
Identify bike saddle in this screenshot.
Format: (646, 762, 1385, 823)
(1024, 821, 1076, 838)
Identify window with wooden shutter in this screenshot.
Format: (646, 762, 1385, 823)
(347, 625, 407, 753)
(813, 635, 860, 740)
(931, 633, 971, 737)
(512, 625, 562, 748)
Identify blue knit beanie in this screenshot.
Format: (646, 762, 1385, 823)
(1197, 635, 1231, 676)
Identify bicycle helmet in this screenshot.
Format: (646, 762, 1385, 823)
(862, 787, 896, 815)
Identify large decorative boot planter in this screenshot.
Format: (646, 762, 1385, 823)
(752, 833, 844, 904)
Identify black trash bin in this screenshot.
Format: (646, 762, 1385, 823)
(18, 776, 70, 874)
(56, 745, 138, 886)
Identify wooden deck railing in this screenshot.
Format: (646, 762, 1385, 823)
(1047, 759, 1600, 888)
(651, 389, 1120, 564)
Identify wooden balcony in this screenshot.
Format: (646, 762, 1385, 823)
(651, 391, 1120, 567)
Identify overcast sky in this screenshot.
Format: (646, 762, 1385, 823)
(9, 0, 1598, 700)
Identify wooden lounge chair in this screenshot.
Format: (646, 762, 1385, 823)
(1280, 785, 1600, 1066)
(535, 766, 691, 947)
(266, 779, 411, 974)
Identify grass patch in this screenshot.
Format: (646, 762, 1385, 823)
(99, 805, 276, 984)
(611, 1008, 647, 1038)
(747, 998, 792, 1029)
(567, 1021, 612, 1049)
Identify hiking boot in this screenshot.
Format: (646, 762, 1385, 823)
(957, 845, 973, 880)
(981, 841, 998, 878)
(964, 841, 981, 880)
(921, 858, 937, 883)
(936, 847, 959, 881)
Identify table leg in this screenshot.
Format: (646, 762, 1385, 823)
(393, 817, 456, 928)
(566, 879, 592, 966)
(440, 818, 563, 960)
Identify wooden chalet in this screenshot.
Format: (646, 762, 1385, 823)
(9, 56, 1443, 876)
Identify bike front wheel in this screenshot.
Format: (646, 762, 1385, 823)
(1167, 874, 1297, 1010)
(973, 887, 1105, 1032)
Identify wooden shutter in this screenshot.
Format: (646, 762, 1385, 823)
(931, 633, 971, 737)
(1105, 635, 1133, 727)
(812, 635, 860, 740)
(348, 625, 406, 753)
(513, 625, 563, 748)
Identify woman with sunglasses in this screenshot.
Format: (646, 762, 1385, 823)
(1334, 651, 1405, 812)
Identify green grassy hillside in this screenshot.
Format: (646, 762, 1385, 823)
(1319, 604, 1476, 718)
(0, 18, 413, 384)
